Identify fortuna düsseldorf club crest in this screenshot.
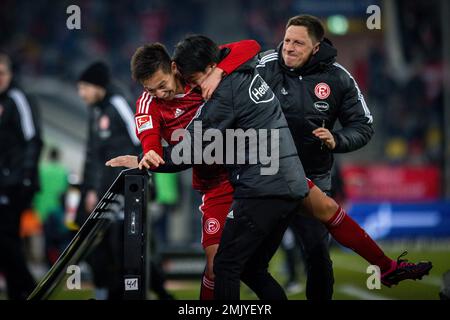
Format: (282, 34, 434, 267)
(204, 218, 220, 235)
(314, 82, 331, 100)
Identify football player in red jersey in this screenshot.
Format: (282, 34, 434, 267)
(108, 39, 260, 299)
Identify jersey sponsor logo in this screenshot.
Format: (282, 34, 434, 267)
(204, 217, 220, 235)
(249, 74, 275, 104)
(314, 101, 330, 112)
(174, 108, 184, 118)
(135, 115, 153, 133)
(99, 115, 110, 130)
(314, 82, 331, 100)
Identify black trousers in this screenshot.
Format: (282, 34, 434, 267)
(0, 187, 36, 300)
(213, 197, 301, 300)
(291, 173, 334, 300)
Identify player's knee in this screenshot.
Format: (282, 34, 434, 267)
(319, 196, 339, 222)
(325, 197, 339, 214)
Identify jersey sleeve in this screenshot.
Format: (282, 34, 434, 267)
(134, 92, 163, 157)
(218, 40, 261, 75)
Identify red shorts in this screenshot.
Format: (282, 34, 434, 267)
(198, 181, 234, 249)
(198, 178, 315, 248)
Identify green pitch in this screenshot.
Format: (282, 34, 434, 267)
(168, 248, 448, 300)
(22, 246, 448, 300)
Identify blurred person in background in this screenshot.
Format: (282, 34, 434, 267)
(0, 53, 42, 299)
(279, 227, 305, 295)
(33, 147, 70, 266)
(77, 61, 141, 299)
(151, 172, 180, 245)
(253, 14, 374, 300)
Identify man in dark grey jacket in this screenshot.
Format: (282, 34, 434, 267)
(255, 15, 374, 300)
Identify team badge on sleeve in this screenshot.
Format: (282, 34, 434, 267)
(135, 115, 153, 133)
(204, 218, 220, 235)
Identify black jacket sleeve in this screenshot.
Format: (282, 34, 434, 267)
(140, 148, 192, 173)
(21, 94, 43, 186)
(8, 89, 43, 188)
(332, 71, 374, 153)
(152, 77, 235, 172)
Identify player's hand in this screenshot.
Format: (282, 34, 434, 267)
(105, 155, 138, 168)
(312, 127, 336, 150)
(85, 190, 98, 213)
(200, 67, 224, 100)
(138, 150, 165, 170)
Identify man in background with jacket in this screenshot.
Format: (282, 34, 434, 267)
(0, 53, 42, 300)
(77, 61, 140, 299)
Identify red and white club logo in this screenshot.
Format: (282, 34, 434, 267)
(99, 115, 110, 130)
(204, 218, 220, 235)
(314, 82, 331, 100)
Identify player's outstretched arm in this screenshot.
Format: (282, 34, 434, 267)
(105, 155, 139, 168)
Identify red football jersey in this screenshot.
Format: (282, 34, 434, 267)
(135, 40, 261, 191)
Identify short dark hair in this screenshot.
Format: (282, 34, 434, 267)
(130, 43, 172, 83)
(0, 53, 12, 71)
(173, 35, 221, 78)
(286, 15, 325, 43)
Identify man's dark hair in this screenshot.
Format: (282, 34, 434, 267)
(173, 35, 221, 78)
(0, 53, 12, 71)
(131, 43, 172, 83)
(286, 15, 325, 43)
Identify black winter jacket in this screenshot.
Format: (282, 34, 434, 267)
(256, 39, 374, 175)
(83, 91, 141, 194)
(0, 84, 42, 189)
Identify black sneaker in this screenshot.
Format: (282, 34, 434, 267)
(381, 251, 433, 287)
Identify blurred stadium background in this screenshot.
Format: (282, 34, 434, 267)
(1, 0, 449, 300)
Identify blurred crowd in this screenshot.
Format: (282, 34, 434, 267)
(0, 0, 203, 88)
(367, 0, 443, 165)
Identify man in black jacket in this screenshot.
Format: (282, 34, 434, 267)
(0, 53, 42, 299)
(77, 61, 140, 299)
(255, 15, 374, 300)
